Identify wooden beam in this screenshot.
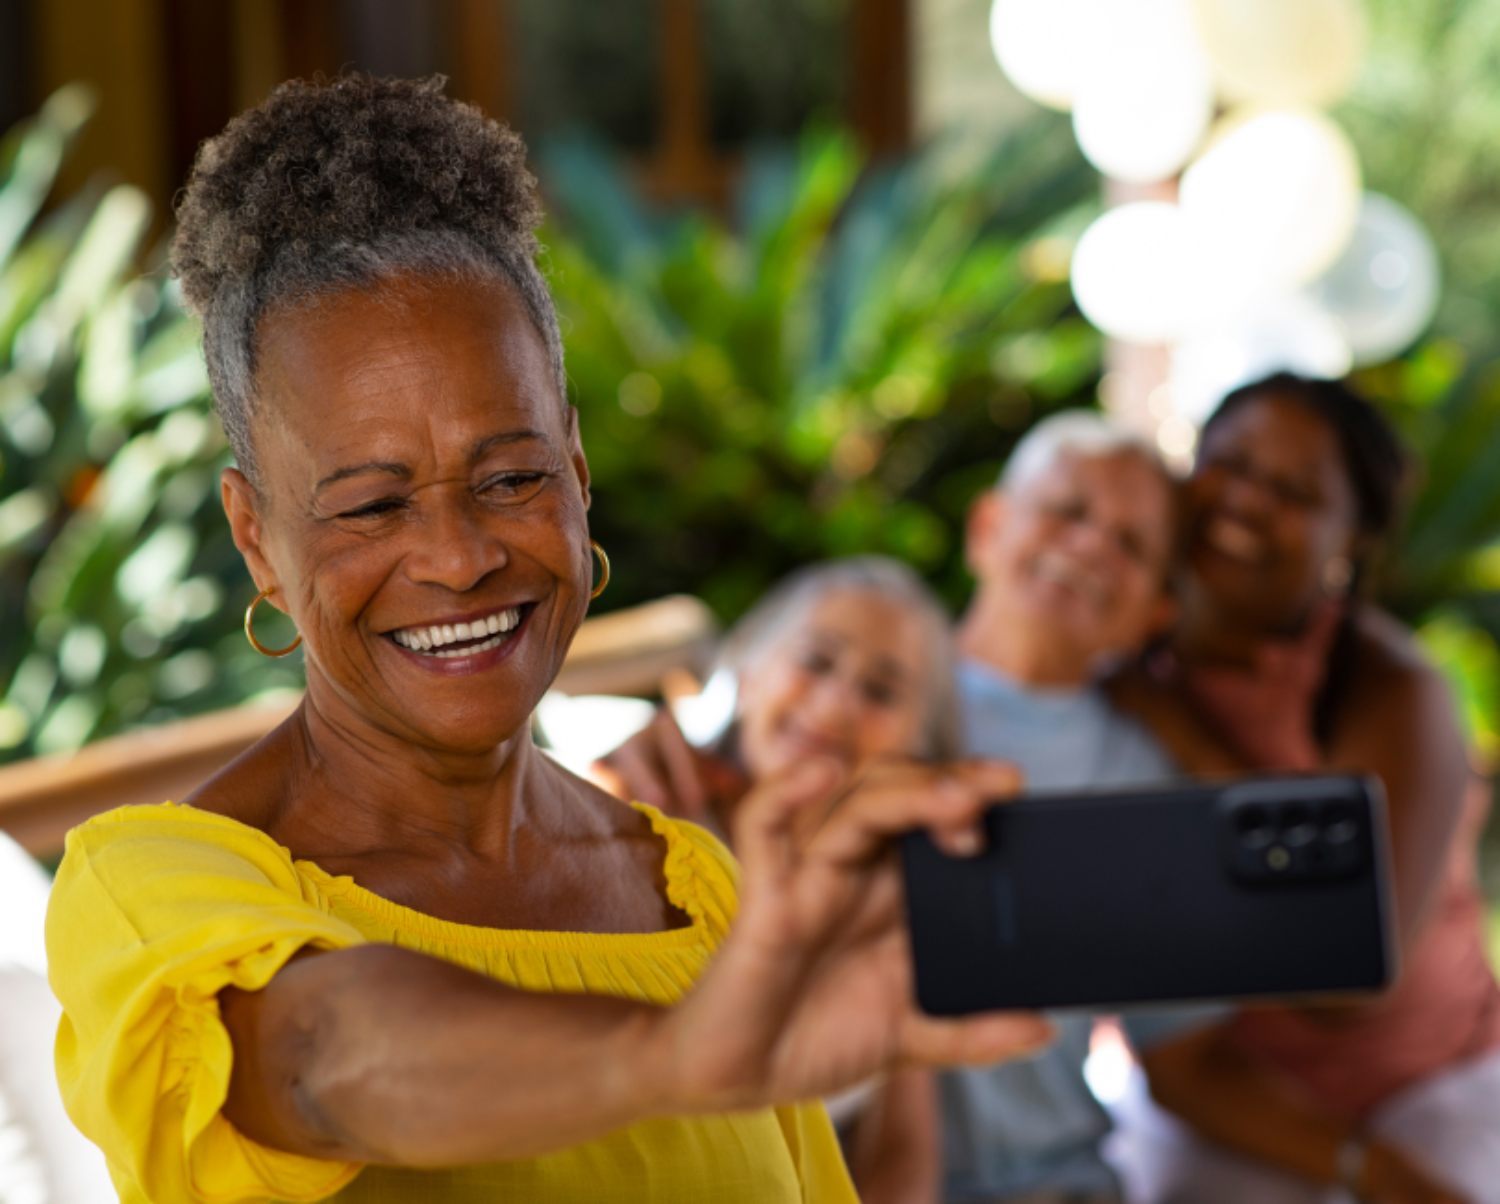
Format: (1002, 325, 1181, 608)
(641, 0, 728, 208)
(0, 700, 298, 857)
(231, 0, 288, 112)
(162, 0, 236, 194)
(849, 0, 912, 158)
(33, 0, 173, 213)
(279, 0, 345, 81)
(445, 0, 514, 123)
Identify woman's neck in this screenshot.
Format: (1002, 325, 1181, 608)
(1171, 582, 1268, 668)
(268, 678, 569, 862)
(957, 592, 1094, 689)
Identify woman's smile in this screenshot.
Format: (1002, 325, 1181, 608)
(385, 603, 536, 672)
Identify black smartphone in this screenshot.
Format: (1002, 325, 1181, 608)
(901, 774, 1396, 1015)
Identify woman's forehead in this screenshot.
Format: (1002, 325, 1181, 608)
(785, 589, 936, 664)
(1026, 449, 1173, 514)
(1200, 394, 1340, 465)
(252, 275, 565, 464)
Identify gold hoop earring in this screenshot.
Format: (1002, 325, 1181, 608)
(590, 540, 611, 600)
(1322, 556, 1354, 597)
(244, 587, 302, 658)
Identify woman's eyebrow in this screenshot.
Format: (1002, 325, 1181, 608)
(313, 430, 549, 494)
(472, 429, 547, 462)
(315, 461, 410, 493)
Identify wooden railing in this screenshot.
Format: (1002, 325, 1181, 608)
(0, 595, 716, 859)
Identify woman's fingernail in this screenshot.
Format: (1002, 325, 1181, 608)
(947, 828, 983, 857)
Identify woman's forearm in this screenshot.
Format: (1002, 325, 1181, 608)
(1142, 1025, 1352, 1186)
(222, 944, 671, 1166)
(845, 1068, 941, 1204)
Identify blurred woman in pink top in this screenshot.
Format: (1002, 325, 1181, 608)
(1118, 373, 1500, 1204)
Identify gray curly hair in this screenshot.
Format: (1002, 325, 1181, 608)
(171, 74, 566, 484)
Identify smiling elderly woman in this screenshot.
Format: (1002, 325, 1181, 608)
(43, 76, 1046, 1204)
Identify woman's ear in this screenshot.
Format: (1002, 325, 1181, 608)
(964, 490, 1007, 580)
(566, 406, 592, 510)
(221, 468, 276, 596)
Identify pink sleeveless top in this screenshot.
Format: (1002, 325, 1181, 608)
(1228, 778, 1500, 1120)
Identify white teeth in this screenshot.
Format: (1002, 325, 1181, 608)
(1207, 519, 1262, 563)
(430, 634, 505, 658)
(391, 608, 522, 653)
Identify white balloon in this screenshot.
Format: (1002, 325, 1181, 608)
(1170, 294, 1353, 423)
(1071, 202, 1194, 344)
(989, 0, 1108, 111)
(1190, 0, 1367, 108)
(1072, 0, 1214, 183)
(1180, 109, 1362, 298)
(1306, 193, 1441, 366)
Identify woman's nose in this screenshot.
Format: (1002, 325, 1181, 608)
(1217, 468, 1276, 518)
(403, 498, 509, 593)
(803, 672, 860, 731)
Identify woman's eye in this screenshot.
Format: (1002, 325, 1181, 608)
(799, 651, 836, 675)
(483, 472, 547, 496)
(340, 497, 406, 519)
(1272, 479, 1319, 508)
(1043, 498, 1088, 521)
(1115, 530, 1149, 563)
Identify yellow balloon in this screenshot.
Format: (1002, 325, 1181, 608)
(1189, 0, 1367, 107)
(1180, 108, 1362, 294)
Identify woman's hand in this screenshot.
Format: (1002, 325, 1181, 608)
(1360, 1141, 1471, 1204)
(652, 756, 1053, 1115)
(594, 708, 749, 826)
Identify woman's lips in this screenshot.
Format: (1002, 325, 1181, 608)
(1028, 552, 1108, 606)
(384, 604, 535, 675)
(389, 605, 523, 652)
(773, 724, 849, 764)
(1200, 515, 1267, 565)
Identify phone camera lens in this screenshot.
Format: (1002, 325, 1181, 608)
(1236, 804, 1275, 848)
(1281, 803, 1317, 847)
(1320, 803, 1359, 845)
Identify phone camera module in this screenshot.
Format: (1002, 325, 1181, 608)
(1320, 803, 1361, 846)
(1235, 804, 1276, 849)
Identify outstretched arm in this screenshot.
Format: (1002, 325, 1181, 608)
(220, 758, 1052, 1167)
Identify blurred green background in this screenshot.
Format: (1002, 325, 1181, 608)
(2, 0, 1500, 952)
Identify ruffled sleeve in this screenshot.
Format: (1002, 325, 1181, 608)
(631, 804, 739, 942)
(47, 804, 368, 1203)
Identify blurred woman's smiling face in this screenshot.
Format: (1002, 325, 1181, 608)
(1187, 393, 1359, 633)
(225, 273, 592, 755)
(735, 588, 934, 781)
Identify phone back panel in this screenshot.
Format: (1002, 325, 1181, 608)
(901, 775, 1395, 1014)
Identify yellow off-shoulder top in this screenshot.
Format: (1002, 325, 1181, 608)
(46, 801, 855, 1203)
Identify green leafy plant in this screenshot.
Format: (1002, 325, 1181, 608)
(0, 88, 302, 765)
(542, 119, 1101, 620)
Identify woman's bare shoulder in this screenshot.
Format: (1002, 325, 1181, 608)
(183, 712, 306, 832)
(1347, 607, 1445, 694)
(1338, 607, 1461, 749)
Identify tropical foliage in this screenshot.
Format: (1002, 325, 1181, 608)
(542, 118, 1099, 620)
(3, 0, 1500, 772)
